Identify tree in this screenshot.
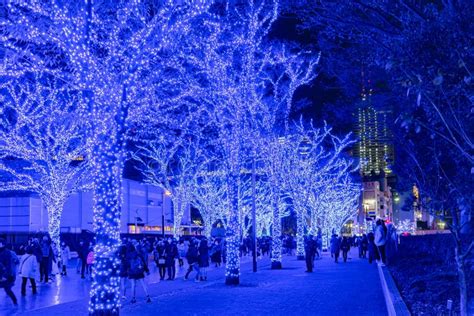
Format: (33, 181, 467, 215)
(192, 162, 229, 238)
(288, 2, 473, 312)
(1, 1, 211, 314)
(280, 121, 355, 258)
(134, 136, 204, 238)
(182, 0, 321, 279)
(0, 76, 93, 257)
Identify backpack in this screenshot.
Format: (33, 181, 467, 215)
(129, 256, 145, 275)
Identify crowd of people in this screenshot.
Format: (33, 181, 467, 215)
(328, 219, 398, 266)
(0, 220, 398, 307)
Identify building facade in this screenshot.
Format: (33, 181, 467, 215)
(0, 179, 192, 235)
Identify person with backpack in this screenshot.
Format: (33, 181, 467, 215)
(19, 246, 38, 296)
(0, 238, 18, 306)
(127, 245, 151, 304)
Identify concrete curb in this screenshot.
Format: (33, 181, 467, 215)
(377, 264, 411, 316)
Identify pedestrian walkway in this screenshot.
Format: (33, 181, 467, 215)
(1, 249, 387, 316)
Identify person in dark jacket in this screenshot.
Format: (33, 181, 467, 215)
(77, 240, 89, 279)
(184, 241, 199, 281)
(127, 245, 151, 304)
(340, 237, 350, 262)
(0, 238, 17, 306)
(304, 236, 316, 272)
(367, 232, 377, 264)
(154, 241, 166, 280)
(360, 234, 368, 258)
(118, 244, 129, 299)
(39, 236, 54, 283)
(210, 240, 222, 267)
(198, 239, 210, 281)
(165, 239, 178, 280)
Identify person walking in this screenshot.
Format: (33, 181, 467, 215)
(165, 239, 178, 280)
(60, 242, 70, 276)
(118, 244, 129, 300)
(304, 236, 316, 272)
(39, 236, 53, 283)
(0, 238, 18, 306)
(127, 245, 151, 304)
(367, 232, 377, 264)
(154, 241, 166, 280)
(19, 246, 38, 296)
(330, 234, 341, 263)
(210, 240, 222, 268)
(198, 238, 209, 281)
(374, 219, 387, 266)
(177, 241, 187, 268)
(184, 241, 199, 281)
(78, 240, 89, 279)
(340, 236, 350, 263)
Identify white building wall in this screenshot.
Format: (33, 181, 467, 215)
(0, 179, 189, 234)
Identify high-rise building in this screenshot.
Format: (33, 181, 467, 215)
(353, 74, 396, 230)
(354, 84, 394, 176)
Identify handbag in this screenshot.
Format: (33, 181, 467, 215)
(158, 258, 165, 265)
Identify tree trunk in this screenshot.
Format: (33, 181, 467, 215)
(46, 200, 65, 264)
(271, 192, 282, 269)
(172, 199, 183, 238)
(225, 172, 240, 285)
(454, 238, 469, 316)
(296, 205, 305, 260)
(89, 95, 128, 316)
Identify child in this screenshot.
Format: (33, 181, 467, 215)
(86, 247, 94, 277)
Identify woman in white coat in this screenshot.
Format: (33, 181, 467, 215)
(60, 242, 71, 276)
(19, 246, 38, 296)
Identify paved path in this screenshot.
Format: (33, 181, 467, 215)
(1, 249, 388, 316)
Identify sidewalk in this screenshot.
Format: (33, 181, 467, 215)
(4, 249, 388, 316)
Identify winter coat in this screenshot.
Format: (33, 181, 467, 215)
(374, 225, 387, 246)
(330, 236, 341, 254)
(177, 243, 187, 258)
(186, 246, 199, 265)
(19, 254, 38, 279)
(340, 238, 350, 252)
(304, 239, 316, 256)
(0, 248, 16, 283)
(86, 251, 94, 265)
(198, 241, 210, 268)
(61, 246, 70, 266)
(78, 243, 89, 260)
(210, 244, 222, 264)
(165, 243, 178, 266)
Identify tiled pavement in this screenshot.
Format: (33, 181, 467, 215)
(1, 249, 387, 316)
